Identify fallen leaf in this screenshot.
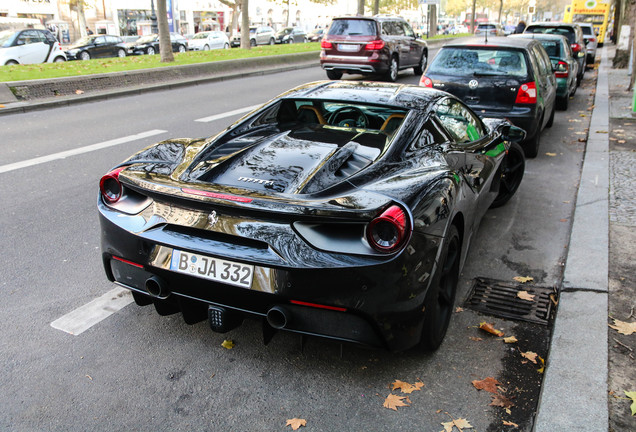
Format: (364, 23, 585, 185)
(221, 339, 235, 349)
(579, 114, 586, 117)
(75, 89, 84, 94)
(391, 379, 424, 394)
(520, 350, 538, 364)
(513, 276, 533, 283)
(490, 393, 515, 409)
(560, 218, 568, 222)
(517, 291, 535, 302)
(286, 418, 307, 430)
(472, 377, 500, 394)
(455, 307, 465, 313)
(595, 130, 608, 133)
(503, 420, 519, 427)
(479, 322, 504, 337)
(545, 152, 557, 156)
(503, 336, 518, 344)
(618, 140, 626, 144)
(578, 138, 586, 142)
(538, 356, 545, 374)
(469, 336, 483, 341)
(441, 418, 473, 432)
(549, 293, 559, 306)
(383, 393, 409, 411)
(609, 319, 636, 335)
(625, 391, 636, 416)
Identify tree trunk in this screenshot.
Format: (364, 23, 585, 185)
(470, 0, 476, 33)
(429, 5, 437, 37)
(373, 0, 379, 16)
(286, 0, 291, 26)
(76, 2, 87, 38)
(357, 0, 364, 16)
(157, 0, 174, 62)
(241, 0, 250, 49)
(498, 0, 504, 25)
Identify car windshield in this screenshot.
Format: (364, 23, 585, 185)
(328, 19, 376, 36)
(539, 40, 562, 57)
(0, 30, 20, 47)
(428, 47, 528, 77)
(136, 35, 157, 44)
(277, 28, 292, 35)
(193, 32, 209, 39)
(526, 26, 575, 44)
(74, 36, 96, 46)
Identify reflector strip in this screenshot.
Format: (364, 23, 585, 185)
(182, 188, 253, 203)
(290, 300, 347, 312)
(112, 256, 144, 269)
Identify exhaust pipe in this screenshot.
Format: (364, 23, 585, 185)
(145, 276, 169, 298)
(266, 306, 292, 329)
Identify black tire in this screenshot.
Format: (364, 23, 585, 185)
(5, 60, 18, 65)
(385, 55, 399, 82)
(413, 51, 427, 75)
(203, 44, 210, 51)
(178, 44, 186, 53)
(523, 129, 541, 158)
(557, 94, 569, 110)
(117, 49, 126, 58)
(79, 51, 91, 60)
(546, 103, 555, 128)
(53, 56, 66, 62)
(223, 43, 229, 49)
(147, 46, 155, 55)
(269, 38, 275, 45)
(250, 39, 256, 47)
(420, 225, 460, 351)
(288, 38, 294, 44)
(490, 142, 525, 208)
(326, 70, 343, 80)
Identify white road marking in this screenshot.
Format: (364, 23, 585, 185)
(195, 104, 261, 123)
(50, 287, 134, 336)
(0, 129, 167, 174)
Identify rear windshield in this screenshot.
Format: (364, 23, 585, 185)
(581, 26, 593, 35)
(526, 26, 575, 44)
(478, 24, 496, 29)
(428, 47, 529, 77)
(328, 19, 377, 37)
(539, 40, 562, 57)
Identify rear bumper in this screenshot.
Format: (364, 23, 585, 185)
(320, 51, 389, 75)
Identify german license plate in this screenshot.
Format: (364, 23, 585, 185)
(338, 44, 359, 52)
(169, 249, 253, 288)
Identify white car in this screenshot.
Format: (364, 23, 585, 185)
(188, 31, 229, 51)
(577, 22, 598, 66)
(0, 28, 66, 65)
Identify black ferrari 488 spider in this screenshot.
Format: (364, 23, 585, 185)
(98, 81, 526, 351)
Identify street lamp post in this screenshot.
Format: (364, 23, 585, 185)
(150, 0, 158, 34)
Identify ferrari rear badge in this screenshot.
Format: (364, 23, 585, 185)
(468, 80, 479, 89)
(208, 210, 218, 227)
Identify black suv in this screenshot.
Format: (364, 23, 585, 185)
(420, 37, 557, 158)
(320, 15, 428, 82)
(524, 22, 587, 85)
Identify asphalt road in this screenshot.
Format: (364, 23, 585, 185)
(0, 63, 596, 431)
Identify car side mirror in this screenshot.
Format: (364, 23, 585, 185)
(501, 125, 526, 142)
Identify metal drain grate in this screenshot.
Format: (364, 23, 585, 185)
(464, 277, 556, 325)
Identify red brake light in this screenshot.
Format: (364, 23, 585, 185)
(320, 39, 333, 49)
(419, 75, 433, 87)
(365, 40, 385, 50)
(554, 61, 569, 78)
(571, 43, 582, 53)
(589, 38, 596, 43)
(100, 167, 126, 203)
(515, 82, 537, 104)
(367, 205, 410, 253)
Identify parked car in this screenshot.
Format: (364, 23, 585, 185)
(230, 26, 276, 47)
(127, 32, 188, 55)
(98, 80, 525, 352)
(474, 23, 504, 36)
(420, 37, 557, 158)
(65, 35, 127, 60)
(0, 28, 66, 65)
(306, 28, 325, 42)
(188, 31, 229, 50)
(509, 33, 578, 110)
(577, 22, 598, 66)
(274, 27, 307, 44)
(523, 22, 586, 85)
(320, 15, 428, 82)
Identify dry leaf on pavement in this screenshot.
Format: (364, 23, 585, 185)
(383, 394, 410, 411)
(503, 420, 519, 427)
(391, 379, 424, 394)
(513, 276, 533, 283)
(472, 377, 501, 394)
(517, 291, 535, 302)
(441, 417, 473, 432)
(624, 391, 636, 416)
(545, 152, 557, 156)
(520, 350, 538, 364)
(609, 319, 636, 335)
(490, 393, 515, 409)
(221, 339, 235, 349)
(285, 418, 307, 430)
(479, 322, 504, 337)
(503, 336, 518, 344)
(469, 336, 483, 341)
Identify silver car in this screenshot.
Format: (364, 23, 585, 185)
(578, 22, 598, 67)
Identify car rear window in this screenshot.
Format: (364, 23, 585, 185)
(526, 26, 575, 44)
(581, 26, 593, 35)
(428, 47, 529, 77)
(328, 19, 377, 37)
(539, 40, 561, 57)
(478, 24, 496, 29)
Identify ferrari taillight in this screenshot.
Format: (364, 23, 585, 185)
(554, 61, 569, 78)
(100, 167, 125, 203)
(515, 82, 537, 104)
(367, 205, 410, 253)
(365, 40, 385, 50)
(419, 75, 433, 87)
